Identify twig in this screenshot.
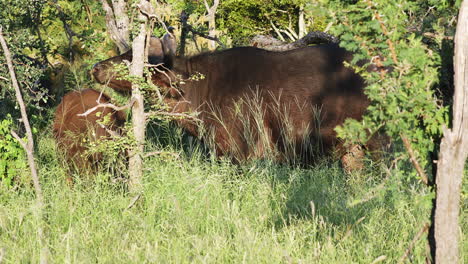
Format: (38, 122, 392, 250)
(398, 223, 430, 264)
(422, 32, 454, 40)
(0, 75, 8, 81)
(96, 123, 121, 138)
(77, 98, 135, 117)
(125, 194, 141, 210)
(181, 21, 226, 49)
(401, 135, 429, 185)
(10, 130, 27, 150)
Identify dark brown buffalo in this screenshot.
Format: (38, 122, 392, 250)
(92, 35, 380, 169)
(53, 88, 126, 172)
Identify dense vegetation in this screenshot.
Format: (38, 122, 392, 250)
(0, 0, 466, 262)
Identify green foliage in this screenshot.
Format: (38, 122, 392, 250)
(0, 116, 26, 186)
(329, 0, 458, 179)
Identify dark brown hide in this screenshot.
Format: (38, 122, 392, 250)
(53, 89, 126, 171)
(93, 40, 379, 165)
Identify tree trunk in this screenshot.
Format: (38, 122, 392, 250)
(128, 1, 149, 192)
(434, 1, 468, 263)
(204, 0, 219, 51)
(99, 0, 130, 53)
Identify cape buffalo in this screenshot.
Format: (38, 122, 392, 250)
(53, 88, 126, 172)
(92, 35, 381, 169)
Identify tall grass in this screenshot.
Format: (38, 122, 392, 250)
(1, 127, 463, 263)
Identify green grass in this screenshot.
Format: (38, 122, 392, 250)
(0, 132, 465, 263)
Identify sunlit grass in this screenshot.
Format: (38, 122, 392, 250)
(0, 130, 456, 263)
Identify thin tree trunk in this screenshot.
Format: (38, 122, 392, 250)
(128, 0, 149, 192)
(298, 4, 306, 38)
(180, 11, 188, 57)
(434, 1, 468, 263)
(0, 27, 48, 264)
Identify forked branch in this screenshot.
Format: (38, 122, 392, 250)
(77, 98, 136, 117)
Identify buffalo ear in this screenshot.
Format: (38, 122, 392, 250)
(148, 37, 165, 65)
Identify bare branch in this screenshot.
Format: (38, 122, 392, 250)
(10, 130, 27, 150)
(0, 27, 48, 263)
(397, 223, 430, 264)
(137, 1, 157, 19)
(77, 98, 135, 117)
(423, 32, 454, 40)
(125, 194, 141, 210)
(182, 23, 226, 49)
(269, 20, 286, 42)
(401, 135, 429, 185)
(96, 122, 121, 138)
(0, 75, 8, 81)
(0, 27, 42, 198)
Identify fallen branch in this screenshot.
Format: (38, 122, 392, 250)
(398, 223, 430, 264)
(145, 110, 201, 122)
(78, 98, 135, 117)
(251, 31, 339, 51)
(401, 135, 429, 185)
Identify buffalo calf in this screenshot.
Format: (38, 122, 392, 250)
(53, 89, 126, 172)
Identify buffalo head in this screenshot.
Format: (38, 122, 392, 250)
(92, 32, 177, 93)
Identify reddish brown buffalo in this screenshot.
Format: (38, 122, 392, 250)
(53, 89, 126, 172)
(92, 35, 381, 168)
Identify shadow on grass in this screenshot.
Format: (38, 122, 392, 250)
(261, 160, 390, 229)
(145, 120, 212, 161)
